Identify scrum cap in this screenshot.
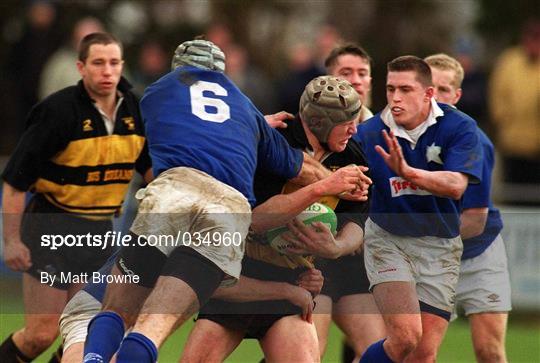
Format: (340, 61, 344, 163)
(171, 39, 226, 73)
(299, 76, 361, 142)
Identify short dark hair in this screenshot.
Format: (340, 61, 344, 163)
(387, 55, 433, 87)
(78, 32, 122, 62)
(324, 43, 372, 71)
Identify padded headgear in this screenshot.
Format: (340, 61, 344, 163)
(171, 39, 226, 73)
(299, 76, 361, 142)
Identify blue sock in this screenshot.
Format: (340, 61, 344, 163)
(359, 339, 394, 363)
(83, 311, 125, 363)
(116, 332, 158, 363)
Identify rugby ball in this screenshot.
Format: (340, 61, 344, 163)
(266, 202, 337, 255)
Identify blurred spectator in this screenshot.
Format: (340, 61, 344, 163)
(454, 38, 491, 136)
(206, 22, 234, 50)
(314, 24, 342, 72)
(489, 18, 540, 188)
(131, 40, 169, 96)
(38, 16, 104, 99)
(277, 42, 323, 114)
(6, 0, 61, 136)
(225, 43, 278, 114)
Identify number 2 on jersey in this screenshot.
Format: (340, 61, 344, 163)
(190, 81, 231, 123)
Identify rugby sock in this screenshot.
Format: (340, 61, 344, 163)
(116, 332, 158, 363)
(359, 339, 394, 363)
(83, 311, 125, 363)
(47, 344, 63, 363)
(0, 334, 34, 363)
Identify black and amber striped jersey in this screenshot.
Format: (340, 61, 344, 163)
(2, 77, 151, 218)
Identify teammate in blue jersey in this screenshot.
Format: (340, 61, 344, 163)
(426, 53, 510, 363)
(356, 56, 483, 363)
(82, 38, 369, 363)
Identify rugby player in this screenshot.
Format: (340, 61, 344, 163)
(312, 43, 385, 361)
(181, 75, 370, 362)
(426, 53, 510, 363)
(0, 33, 152, 363)
(356, 55, 483, 362)
(82, 39, 369, 363)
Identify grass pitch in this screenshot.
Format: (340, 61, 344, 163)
(1, 278, 539, 362)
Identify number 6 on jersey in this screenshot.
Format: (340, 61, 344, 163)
(190, 81, 231, 123)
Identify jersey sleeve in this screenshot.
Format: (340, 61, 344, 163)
(256, 110, 303, 180)
(462, 138, 494, 209)
(2, 101, 72, 191)
(443, 118, 483, 184)
(134, 140, 152, 177)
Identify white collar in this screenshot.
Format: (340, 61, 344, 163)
(380, 98, 443, 147)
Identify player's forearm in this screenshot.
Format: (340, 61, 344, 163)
(403, 167, 468, 200)
(334, 222, 363, 258)
(251, 183, 325, 233)
(2, 183, 26, 244)
(212, 276, 294, 302)
(289, 152, 331, 186)
(460, 207, 488, 240)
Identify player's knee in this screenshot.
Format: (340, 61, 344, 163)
(474, 343, 506, 363)
(182, 341, 224, 363)
(392, 325, 422, 358)
(181, 349, 219, 363)
(23, 328, 58, 355)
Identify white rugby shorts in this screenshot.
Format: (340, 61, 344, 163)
(454, 234, 512, 316)
(364, 218, 463, 313)
(130, 167, 252, 285)
(59, 290, 101, 351)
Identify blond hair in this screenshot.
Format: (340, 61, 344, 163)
(424, 53, 464, 88)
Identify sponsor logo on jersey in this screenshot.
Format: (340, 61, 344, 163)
(389, 177, 432, 197)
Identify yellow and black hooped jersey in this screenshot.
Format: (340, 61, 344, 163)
(245, 116, 370, 271)
(2, 78, 151, 218)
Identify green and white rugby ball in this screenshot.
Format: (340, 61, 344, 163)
(266, 202, 337, 255)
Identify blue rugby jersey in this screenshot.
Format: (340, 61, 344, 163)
(461, 128, 503, 259)
(140, 66, 302, 206)
(356, 103, 483, 238)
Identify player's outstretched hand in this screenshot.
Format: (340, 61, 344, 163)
(284, 219, 341, 259)
(296, 268, 324, 296)
(375, 130, 412, 177)
(3, 239, 32, 271)
(264, 111, 294, 129)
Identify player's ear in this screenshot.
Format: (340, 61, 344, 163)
(76, 60, 85, 77)
(425, 86, 434, 101)
(454, 88, 463, 104)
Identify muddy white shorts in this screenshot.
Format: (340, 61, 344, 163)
(130, 167, 252, 284)
(364, 218, 463, 313)
(59, 290, 101, 351)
